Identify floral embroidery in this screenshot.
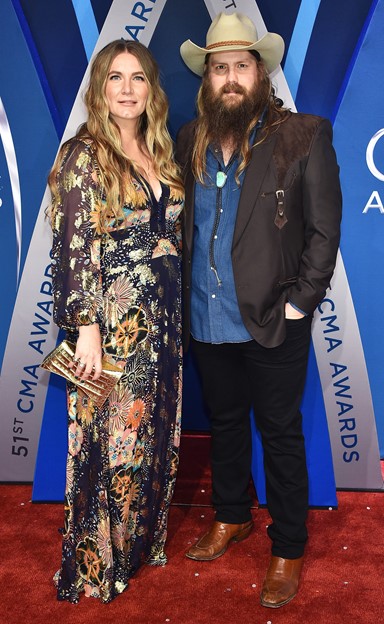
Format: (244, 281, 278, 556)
(97, 518, 113, 568)
(152, 238, 178, 258)
(126, 398, 146, 430)
(78, 393, 95, 427)
(109, 429, 137, 468)
(67, 391, 77, 421)
(125, 350, 151, 393)
(121, 481, 140, 522)
(132, 440, 145, 469)
(76, 536, 106, 585)
(110, 468, 133, 502)
(108, 386, 134, 434)
(147, 543, 167, 566)
(63, 170, 82, 192)
(105, 306, 149, 358)
(89, 203, 104, 235)
(68, 421, 83, 456)
(104, 276, 135, 328)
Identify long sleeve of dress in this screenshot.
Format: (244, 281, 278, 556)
(51, 139, 104, 332)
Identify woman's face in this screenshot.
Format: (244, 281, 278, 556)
(105, 52, 149, 127)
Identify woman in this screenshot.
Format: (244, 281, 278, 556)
(48, 40, 184, 603)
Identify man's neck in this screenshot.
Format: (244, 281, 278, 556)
(220, 139, 237, 166)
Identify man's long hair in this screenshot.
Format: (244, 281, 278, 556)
(192, 56, 290, 185)
(49, 40, 183, 229)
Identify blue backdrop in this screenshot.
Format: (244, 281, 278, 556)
(1, 0, 382, 503)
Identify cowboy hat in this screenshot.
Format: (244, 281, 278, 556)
(180, 12, 284, 76)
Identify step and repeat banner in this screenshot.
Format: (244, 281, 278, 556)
(0, 0, 383, 502)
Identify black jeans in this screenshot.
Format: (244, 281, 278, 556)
(191, 315, 312, 559)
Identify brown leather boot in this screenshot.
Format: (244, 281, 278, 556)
(260, 555, 303, 608)
(186, 520, 254, 561)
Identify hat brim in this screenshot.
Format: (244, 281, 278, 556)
(180, 32, 284, 76)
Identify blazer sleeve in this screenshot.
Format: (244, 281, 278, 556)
(287, 119, 342, 313)
(51, 140, 104, 331)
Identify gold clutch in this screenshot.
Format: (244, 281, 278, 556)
(41, 339, 123, 408)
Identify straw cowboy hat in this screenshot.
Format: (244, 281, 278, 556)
(180, 12, 284, 76)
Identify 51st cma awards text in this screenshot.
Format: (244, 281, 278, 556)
(12, 262, 53, 460)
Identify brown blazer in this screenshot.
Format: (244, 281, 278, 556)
(176, 111, 342, 350)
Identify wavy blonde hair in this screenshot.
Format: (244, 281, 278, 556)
(192, 55, 290, 185)
(49, 40, 183, 228)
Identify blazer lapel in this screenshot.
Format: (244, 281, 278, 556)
(232, 133, 277, 248)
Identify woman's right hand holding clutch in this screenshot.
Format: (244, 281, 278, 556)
(70, 324, 103, 380)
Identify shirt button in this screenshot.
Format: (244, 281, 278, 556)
(211, 294, 216, 299)
(214, 235, 218, 239)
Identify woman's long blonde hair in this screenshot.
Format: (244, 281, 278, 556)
(49, 40, 183, 229)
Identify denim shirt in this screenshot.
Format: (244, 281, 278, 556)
(191, 143, 253, 344)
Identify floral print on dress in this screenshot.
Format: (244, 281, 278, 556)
(152, 238, 178, 258)
(104, 306, 150, 358)
(51, 138, 183, 603)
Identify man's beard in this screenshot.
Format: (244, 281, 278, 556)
(201, 80, 268, 150)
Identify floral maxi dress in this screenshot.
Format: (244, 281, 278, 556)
(51, 139, 183, 603)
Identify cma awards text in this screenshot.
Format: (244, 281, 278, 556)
(13, 262, 53, 459)
(318, 298, 359, 464)
(363, 128, 384, 213)
(124, 0, 159, 40)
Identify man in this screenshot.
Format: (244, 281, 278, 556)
(177, 12, 342, 609)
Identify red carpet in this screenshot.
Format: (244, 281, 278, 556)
(1, 434, 383, 624)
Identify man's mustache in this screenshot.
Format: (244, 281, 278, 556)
(221, 82, 246, 95)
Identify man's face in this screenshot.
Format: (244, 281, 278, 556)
(206, 50, 259, 106)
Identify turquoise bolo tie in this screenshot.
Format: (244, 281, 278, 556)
(216, 171, 227, 188)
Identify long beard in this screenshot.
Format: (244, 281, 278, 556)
(202, 80, 268, 150)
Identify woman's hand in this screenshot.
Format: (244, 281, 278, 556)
(71, 324, 103, 380)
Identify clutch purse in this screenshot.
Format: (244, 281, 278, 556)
(41, 339, 123, 408)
